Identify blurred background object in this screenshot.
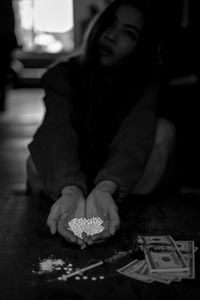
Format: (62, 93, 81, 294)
(0, 0, 18, 111)
(11, 0, 103, 87)
(13, 0, 74, 53)
(11, 0, 75, 87)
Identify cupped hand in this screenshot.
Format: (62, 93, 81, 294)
(85, 182, 120, 245)
(46, 186, 86, 248)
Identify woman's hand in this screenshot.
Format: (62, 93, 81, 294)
(85, 181, 120, 245)
(46, 186, 86, 248)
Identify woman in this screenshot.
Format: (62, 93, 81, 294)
(27, 0, 175, 248)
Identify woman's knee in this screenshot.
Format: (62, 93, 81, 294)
(155, 118, 176, 153)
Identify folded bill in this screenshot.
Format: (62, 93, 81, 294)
(117, 259, 183, 284)
(175, 240, 195, 279)
(117, 259, 153, 283)
(117, 237, 196, 284)
(137, 236, 189, 273)
(133, 260, 172, 284)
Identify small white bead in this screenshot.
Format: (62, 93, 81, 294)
(91, 277, 97, 281)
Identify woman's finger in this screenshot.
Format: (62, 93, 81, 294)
(76, 236, 86, 248)
(91, 230, 111, 240)
(86, 237, 106, 245)
(109, 219, 120, 235)
(57, 220, 77, 243)
(46, 205, 60, 235)
(109, 206, 120, 235)
(58, 220, 86, 247)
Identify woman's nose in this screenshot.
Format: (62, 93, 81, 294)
(105, 28, 118, 44)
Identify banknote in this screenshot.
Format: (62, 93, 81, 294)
(137, 236, 189, 273)
(133, 260, 172, 284)
(134, 259, 185, 283)
(148, 241, 195, 280)
(117, 259, 153, 283)
(175, 240, 195, 279)
(117, 259, 181, 284)
(117, 239, 195, 284)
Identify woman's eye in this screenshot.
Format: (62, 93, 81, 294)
(124, 30, 136, 40)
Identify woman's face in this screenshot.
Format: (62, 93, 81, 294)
(97, 4, 144, 68)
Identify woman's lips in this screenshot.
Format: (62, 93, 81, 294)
(99, 44, 113, 56)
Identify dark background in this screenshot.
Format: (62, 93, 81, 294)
(0, 1, 200, 300)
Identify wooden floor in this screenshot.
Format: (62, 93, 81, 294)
(0, 87, 200, 300)
(0, 88, 44, 194)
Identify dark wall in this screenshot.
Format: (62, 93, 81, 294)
(159, 0, 200, 189)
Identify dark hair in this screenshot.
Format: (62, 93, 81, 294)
(80, 0, 165, 80)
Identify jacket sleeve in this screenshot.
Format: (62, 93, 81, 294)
(94, 75, 161, 199)
(28, 63, 87, 200)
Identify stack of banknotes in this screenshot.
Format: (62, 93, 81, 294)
(117, 236, 196, 284)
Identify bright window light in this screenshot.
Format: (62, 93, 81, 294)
(18, 0, 33, 30)
(13, 0, 74, 53)
(34, 0, 73, 33)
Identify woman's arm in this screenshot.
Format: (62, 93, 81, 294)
(94, 75, 162, 199)
(28, 61, 87, 200)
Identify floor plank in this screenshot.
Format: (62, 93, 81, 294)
(0, 88, 44, 195)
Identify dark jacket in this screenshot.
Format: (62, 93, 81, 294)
(29, 55, 162, 200)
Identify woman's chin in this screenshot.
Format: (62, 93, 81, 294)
(97, 54, 113, 66)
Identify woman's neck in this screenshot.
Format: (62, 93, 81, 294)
(96, 66, 121, 84)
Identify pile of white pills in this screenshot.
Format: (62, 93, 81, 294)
(68, 217, 105, 239)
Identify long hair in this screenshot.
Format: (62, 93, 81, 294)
(80, 0, 165, 80)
